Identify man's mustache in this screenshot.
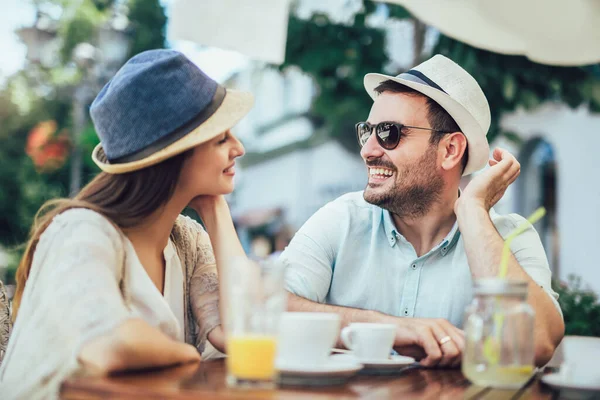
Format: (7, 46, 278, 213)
(366, 160, 396, 170)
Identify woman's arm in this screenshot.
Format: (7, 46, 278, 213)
(189, 262, 226, 353)
(185, 218, 227, 353)
(190, 196, 247, 337)
(25, 211, 199, 375)
(79, 318, 200, 374)
(207, 326, 226, 353)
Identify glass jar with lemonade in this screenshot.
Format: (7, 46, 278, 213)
(223, 257, 287, 388)
(463, 279, 535, 389)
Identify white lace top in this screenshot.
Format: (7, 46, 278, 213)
(0, 209, 221, 399)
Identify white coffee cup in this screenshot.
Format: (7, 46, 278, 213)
(560, 336, 600, 386)
(277, 312, 341, 367)
(340, 323, 396, 360)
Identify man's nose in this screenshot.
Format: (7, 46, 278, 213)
(360, 131, 384, 160)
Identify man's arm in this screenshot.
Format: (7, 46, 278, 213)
(282, 198, 465, 367)
(288, 293, 382, 328)
(456, 202, 564, 366)
(456, 148, 564, 366)
(288, 293, 465, 367)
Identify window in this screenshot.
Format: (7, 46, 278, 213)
(517, 138, 559, 275)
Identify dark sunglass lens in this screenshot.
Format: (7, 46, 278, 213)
(357, 123, 371, 146)
(376, 123, 400, 149)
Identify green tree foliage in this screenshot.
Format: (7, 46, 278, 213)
(282, 1, 390, 152)
(434, 35, 600, 144)
(59, 0, 102, 62)
(283, 2, 600, 150)
(0, 0, 168, 283)
(0, 81, 71, 246)
(91, 0, 116, 12)
(127, 0, 167, 58)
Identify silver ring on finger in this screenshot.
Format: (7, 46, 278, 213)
(439, 336, 452, 346)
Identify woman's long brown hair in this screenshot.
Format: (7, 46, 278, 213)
(12, 151, 190, 321)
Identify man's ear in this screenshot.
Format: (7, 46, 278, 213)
(440, 132, 467, 172)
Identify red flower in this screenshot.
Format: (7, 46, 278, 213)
(26, 121, 71, 173)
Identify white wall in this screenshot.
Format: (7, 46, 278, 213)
(502, 103, 600, 294)
(233, 141, 366, 229)
(229, 64, 315, 152)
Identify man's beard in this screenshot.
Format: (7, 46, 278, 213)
(363, 145, 444, 218)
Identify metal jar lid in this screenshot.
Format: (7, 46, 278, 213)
(473, 278, 528, 296)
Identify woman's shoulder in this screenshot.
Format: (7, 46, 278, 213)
(174, 214, 205, 233)
(31, 208, 126, 279)
(172, 214, 207, 243)
(51, 208, 117, 229)
(172, 214, 212, 262)
(43, 208, 123, 246)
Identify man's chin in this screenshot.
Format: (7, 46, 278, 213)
(363, 187, 384, 206)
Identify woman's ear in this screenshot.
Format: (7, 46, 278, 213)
(440, 132, 468, 172)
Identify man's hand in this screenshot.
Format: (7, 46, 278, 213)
(288, 294, 465, 368)
(456, 148, 521, 213)
(380, 316, 465, 368)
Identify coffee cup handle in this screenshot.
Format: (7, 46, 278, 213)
(340, 326, 355, 351)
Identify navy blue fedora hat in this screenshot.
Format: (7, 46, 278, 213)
(90, 49, 253, 173)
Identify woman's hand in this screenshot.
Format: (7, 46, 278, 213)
(188, 195, 232, 235)
(188, 195, 226, 219)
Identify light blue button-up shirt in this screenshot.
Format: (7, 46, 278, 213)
(280, 191, 560, 328)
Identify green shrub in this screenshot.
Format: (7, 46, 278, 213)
(554, 275, 600, 337)
(4, 248, 22, 286)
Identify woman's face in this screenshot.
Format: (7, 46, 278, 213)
(177, 130, 245, 198)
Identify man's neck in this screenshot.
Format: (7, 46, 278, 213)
(391, 189, 459, 257)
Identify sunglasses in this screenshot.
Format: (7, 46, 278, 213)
(355, 121, 452, 150)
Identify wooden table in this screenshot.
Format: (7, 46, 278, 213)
(61, 359, 558, 400)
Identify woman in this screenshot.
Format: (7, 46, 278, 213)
(0, 49, 253, 399)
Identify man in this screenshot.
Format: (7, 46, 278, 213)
(280, 55, 564, 368)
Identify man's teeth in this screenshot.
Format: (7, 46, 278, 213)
(369, 168, 393, 176)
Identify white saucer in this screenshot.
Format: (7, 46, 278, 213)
(331, 354, 416, 374)
(542, 372, 600, 398)
(276, 356, 363, 377)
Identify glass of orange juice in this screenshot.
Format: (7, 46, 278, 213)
(223, 257, 286, 388)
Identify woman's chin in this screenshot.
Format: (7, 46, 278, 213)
(223, 183, 235, 194)
(215, 184, 235, 196)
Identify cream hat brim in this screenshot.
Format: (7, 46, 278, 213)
(364, 73, 490, 176)
(92, 89, 254, 174)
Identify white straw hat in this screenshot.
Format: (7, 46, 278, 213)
(364, 54, 491, 175)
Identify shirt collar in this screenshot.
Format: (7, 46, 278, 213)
(381, 208, 461, 257)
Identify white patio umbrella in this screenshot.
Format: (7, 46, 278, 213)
(168, 0, 291, 65)
(380, 0, 600, 66)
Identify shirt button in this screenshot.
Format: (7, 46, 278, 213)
(411, 263, 417, 270)
(404, 309, 409, 315)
